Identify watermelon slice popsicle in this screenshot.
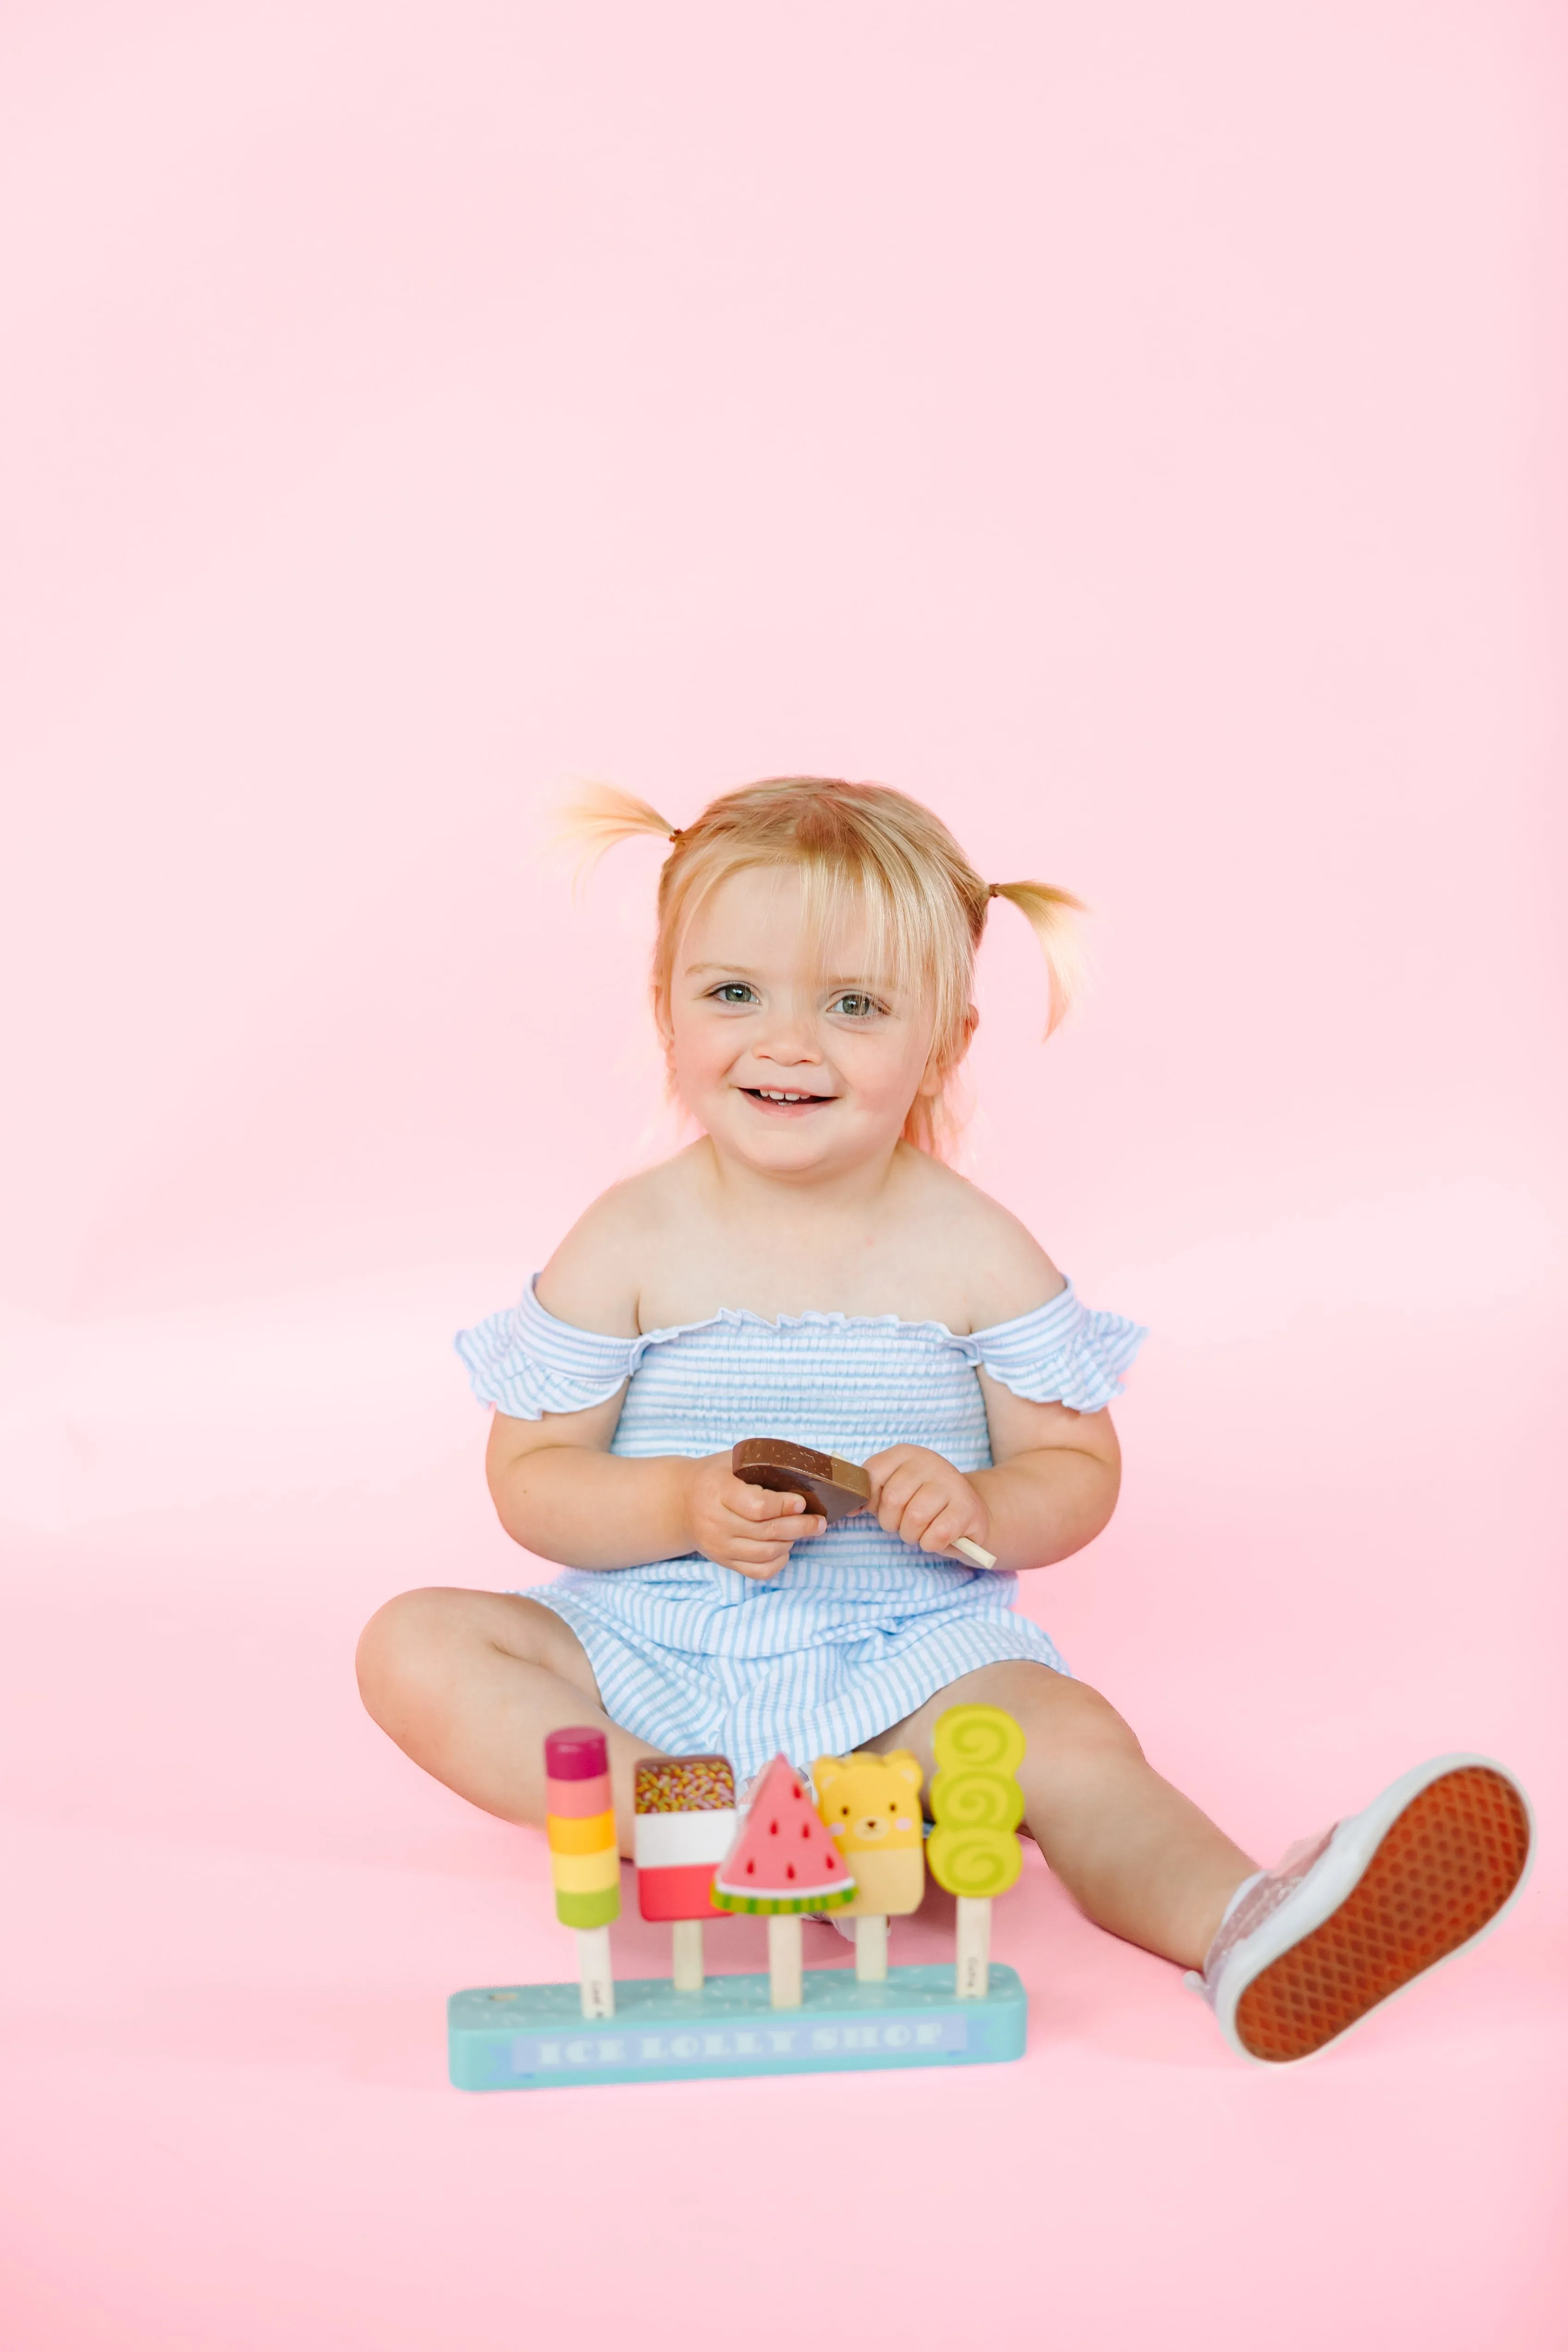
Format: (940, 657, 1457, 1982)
(634, 1754, 738, 1992)
(711, 1754, 856, 2007)
(545, 1727, 621, 2020)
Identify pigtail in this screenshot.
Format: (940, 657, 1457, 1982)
(987, 880, 1088, 1036)
(549, 780, 681, 882)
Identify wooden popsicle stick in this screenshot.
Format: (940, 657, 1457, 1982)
(952, 1535, 998, 1570)
(577, 1925, 615, 2019)
(954, 1896, 991, 1999)
(768, 1915, 804, 2008)
(670, 1918, 705, 1992)
(854, 1913, 889, 1983)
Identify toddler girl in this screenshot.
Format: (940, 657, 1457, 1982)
(357, 776, 1531, 2063)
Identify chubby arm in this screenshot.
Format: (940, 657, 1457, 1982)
(861, 1185, 1125, 1571)
(864, 1379, 1120, 1575)
(481, 1185, 824, 1578)
(484, 1399, 824, 1578)
(976, 1375, 1121, 1567)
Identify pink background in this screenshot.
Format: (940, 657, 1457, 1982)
(2, 4, 1564, 2346)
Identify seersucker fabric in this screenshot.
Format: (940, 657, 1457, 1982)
(456, 1278, 1147, 1779)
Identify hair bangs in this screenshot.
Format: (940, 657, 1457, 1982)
(555, 773, 1082, 1158)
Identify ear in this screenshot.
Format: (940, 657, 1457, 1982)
(812, 1756, 845, 1797)
(915, 1045, 946, 1102)
(885, 1749, 924, 1797)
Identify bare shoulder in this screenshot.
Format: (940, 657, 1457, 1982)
(899, 1152, 1064, 1332)
(534, 1155, 700, 1337)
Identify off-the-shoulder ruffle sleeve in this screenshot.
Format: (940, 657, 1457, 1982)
(455, 1277, 643, 1419)
(959, 1281, 1147, 1412)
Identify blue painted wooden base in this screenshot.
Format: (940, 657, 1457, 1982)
(449, 1962, 1027, 2090)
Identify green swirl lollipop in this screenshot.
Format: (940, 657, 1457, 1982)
(927, 1703, 1027, 1996)
(932, 1705, 1026, 1777)
(928, 1766, 1026, 1832)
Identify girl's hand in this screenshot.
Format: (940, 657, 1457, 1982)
(862, 1446, 992, 1563)
(681, 1454, 825, 1580)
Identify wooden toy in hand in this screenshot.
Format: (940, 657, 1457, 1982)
(732, 1438, 996, 1569)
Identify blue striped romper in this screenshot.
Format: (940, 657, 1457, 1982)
(456, 1279, 1147, 1782)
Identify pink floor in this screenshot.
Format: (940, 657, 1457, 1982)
(3, 1289, 1563, 2350)
(4, 4, 1566, 2344)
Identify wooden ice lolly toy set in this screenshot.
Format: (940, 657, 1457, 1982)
(449, 1701, 1031, 2090)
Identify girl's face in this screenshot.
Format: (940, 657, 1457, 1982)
(664, 865, 950, 1182)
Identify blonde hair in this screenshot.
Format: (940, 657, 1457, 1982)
(556, 776, 1084, 1155)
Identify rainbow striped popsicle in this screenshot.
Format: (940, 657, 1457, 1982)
(545, 1726, 620, 2017)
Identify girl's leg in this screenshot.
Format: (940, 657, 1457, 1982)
(873, 1659, 1256, 1969)
(355, 1588, 663, 1854)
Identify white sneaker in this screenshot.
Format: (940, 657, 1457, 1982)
(800, 1910, 858, 1944)
(1190, 1755, 1533, 2065)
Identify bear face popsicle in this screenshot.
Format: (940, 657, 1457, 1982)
(633, 1753, 738, 1992)
(812, 1749, 926, 1983)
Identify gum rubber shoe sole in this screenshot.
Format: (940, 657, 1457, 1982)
(1234, 1763, 1531, 2064)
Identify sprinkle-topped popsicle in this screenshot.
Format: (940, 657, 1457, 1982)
(711, 1753, 855, 2006)
(545, 1726, 620, 2019)
(634, 1753, 738, 1992)
(732, 1437, 996, 1569)
(926, 1705, 1026, 1999)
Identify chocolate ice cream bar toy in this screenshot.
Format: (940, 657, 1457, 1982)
(545, 1726, 620, 2019)
(634, 1754, 738, 1992)
(926, 1704, 1026, 1999)
(732, 1437, 997, 1570)
(711, 1753, 855, 2007)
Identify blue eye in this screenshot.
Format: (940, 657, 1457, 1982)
(830, 993, 881, 1018)
(712, 984, 757, 1004)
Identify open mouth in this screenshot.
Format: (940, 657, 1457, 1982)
(740, 1087, 836, 1112)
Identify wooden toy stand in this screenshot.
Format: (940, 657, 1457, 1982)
(459, 1705, 1033, 2091)
(448, 1961, 1027, 2090)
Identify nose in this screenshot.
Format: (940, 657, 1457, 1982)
(754, 998, 822, 1068)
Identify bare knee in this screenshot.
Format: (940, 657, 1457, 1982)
(355, 1588, 459, 1729)
(355, 1586, 592, 1735)
(976, 1664, 1146, 1781)
(1038, 1678, 1147, 1776)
